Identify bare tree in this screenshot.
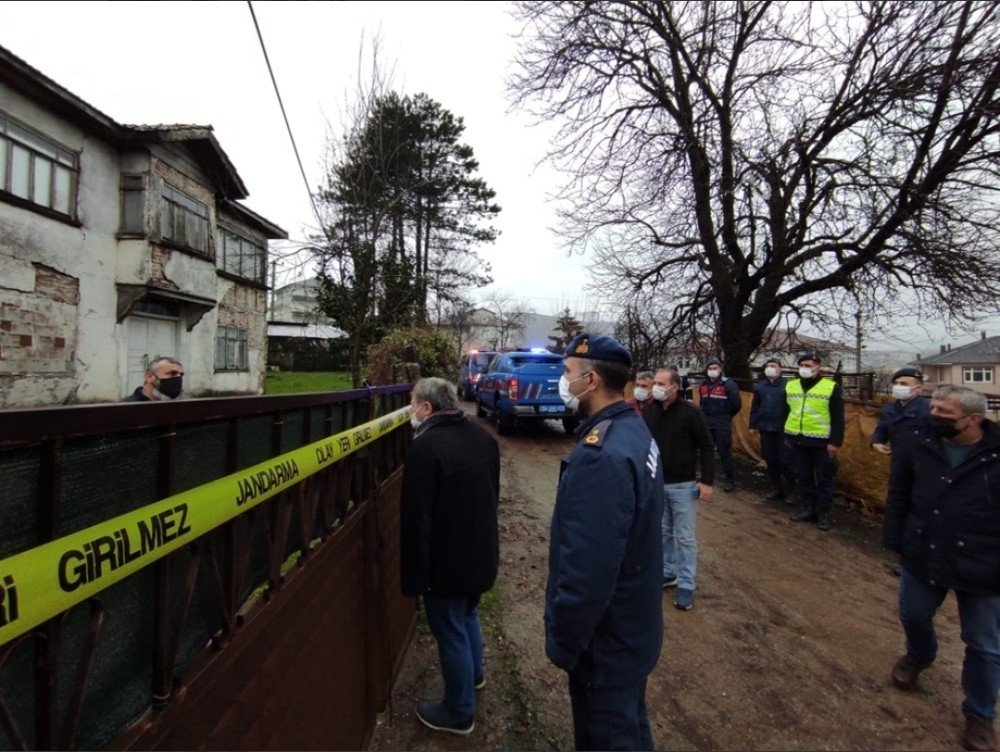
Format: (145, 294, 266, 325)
(513, 1, 1000, 377)
(482, 290, 530, 350)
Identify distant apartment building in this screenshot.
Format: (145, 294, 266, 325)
(0, 45, 286, 407)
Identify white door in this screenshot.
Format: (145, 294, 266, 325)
(125, 316, 179, 397)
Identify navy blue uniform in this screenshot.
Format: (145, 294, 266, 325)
(546, 400, 664, 750)
(872, 396, 931, 451)
(750, 376, 796, 490)
(699, 377, 742, 486)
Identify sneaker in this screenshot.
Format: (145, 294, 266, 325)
(674, 588, 694, 611)
(962, 714, 997, 751)
(790, 509, 817, 523)
(723, 480, 735, 492)
(662, 574, 678, 588)
(474, 675, 486, 691)
(415, 701, 474, 736)
(890, 653, 931, 691)
(817, 512, 831, 531)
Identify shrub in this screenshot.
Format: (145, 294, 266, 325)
(364, 327, 458, 385)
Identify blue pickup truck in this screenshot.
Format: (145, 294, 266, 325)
(457, 349, 499, 401)
(475, 350, 579, 435)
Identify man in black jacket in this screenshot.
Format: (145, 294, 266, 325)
(884, 385, 1000, 752)
(644, 368, 715, 611)
(400, 377, 500, 736)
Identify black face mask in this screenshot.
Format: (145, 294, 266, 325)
(927, 415, 961, 438)
(157, 376, 183, 399)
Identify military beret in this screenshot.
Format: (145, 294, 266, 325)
(798, 351, 821, 365)
(565, 333, 633, 368)
(891, 366, 924, 382)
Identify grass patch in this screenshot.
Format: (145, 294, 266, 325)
(264, 371, 353, 394)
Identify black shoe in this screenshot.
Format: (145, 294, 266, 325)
(416, 701, 474, 736)
(765, 488, 785, 501)
(817, 512, 831, 531)
(790, 509, 817, 523)
(784, 495, 798, 506)
(723, 480, 735, 492)
(474, 675, 486, 690)
(662, 575, 678, 588)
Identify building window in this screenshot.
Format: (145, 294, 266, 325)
(215, 326, 248, 371)
(120, 174, 145, 234)
(963, 366, 994, 384)
(161, 183, 209, 253)
(219, 228, 265, 283)
(0, 113, 78, 217)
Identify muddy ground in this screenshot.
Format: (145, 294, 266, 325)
(371, 406, 968, 751)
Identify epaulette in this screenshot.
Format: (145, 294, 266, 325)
(582, 418, 613, 448)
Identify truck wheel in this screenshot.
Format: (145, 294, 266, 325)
(496, 407, 516, 436)
(562, 417, 579, 435)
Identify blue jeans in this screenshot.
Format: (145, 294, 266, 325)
(898, 567, 1000, 719)
(662, 481, 699, 591)
(423, 594, 485, 718)
(568, 676, 653, 751)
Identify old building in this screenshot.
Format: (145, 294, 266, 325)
(0, 45, 286, 407)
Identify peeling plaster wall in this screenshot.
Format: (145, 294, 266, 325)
(0, 82, 272, 406)
(0, 82, 120, 406)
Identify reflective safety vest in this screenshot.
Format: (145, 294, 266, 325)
(784, 378, 835, 439)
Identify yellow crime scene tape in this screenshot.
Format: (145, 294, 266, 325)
(0, 405, 412, 647)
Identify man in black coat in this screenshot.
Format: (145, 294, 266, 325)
(884, 385, 1000, 752)
(400, 377, 500, 736)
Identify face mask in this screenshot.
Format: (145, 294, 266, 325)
(410, 403, 429, 431)
(155, 376, 183, 400)
(765, 367, 779, 379)
(559, 372, 591, 412)
(707, 369, 721, 380)
(892, 384, 917, 402)
(798, 367, 814, 379)
(633, 387, 650, 402)
(927, 415, 962, 438)
(652, 385, 674, 402)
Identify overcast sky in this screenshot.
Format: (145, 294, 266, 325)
(2, 0, 995, 355)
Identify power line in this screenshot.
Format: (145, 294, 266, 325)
(246, 1, 329, 244)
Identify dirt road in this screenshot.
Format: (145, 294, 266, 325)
(371, 406, 968, 751)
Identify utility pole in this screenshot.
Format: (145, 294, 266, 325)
(268, 260, 277, 321)
(854, 309, 863, 398)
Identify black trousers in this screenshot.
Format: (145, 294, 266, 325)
(791, 443, 838, 514)
(709, 426, 735, 483)
(568, 675, 653, 751)
(760, 430, 797, 486)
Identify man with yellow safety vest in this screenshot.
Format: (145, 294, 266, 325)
(784, 352, 845, 531)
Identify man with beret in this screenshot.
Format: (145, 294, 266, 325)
(546, 333, 664, 750)
(785, 353, 845, 531)
(872, 367, 931, 455)
(698, 357, 742, 492)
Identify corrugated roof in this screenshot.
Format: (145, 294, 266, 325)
(918, 335, 1000, 365)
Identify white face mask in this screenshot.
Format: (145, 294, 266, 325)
(892, 384, 917, 401)
(652, 384, 674, 402)
(410, 403, 429, 430)
(559, 372, 591, 412)
(799, 367, 815, 379)
(633, 387, 650, 402)
(707, 369, 721, 380)
(764, 366, 780, 379)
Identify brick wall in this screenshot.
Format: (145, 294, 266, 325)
(0, 263, 79, 376)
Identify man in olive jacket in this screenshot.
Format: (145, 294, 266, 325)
(883, 385, 1000, 752)
(401, 377, 500, 736)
